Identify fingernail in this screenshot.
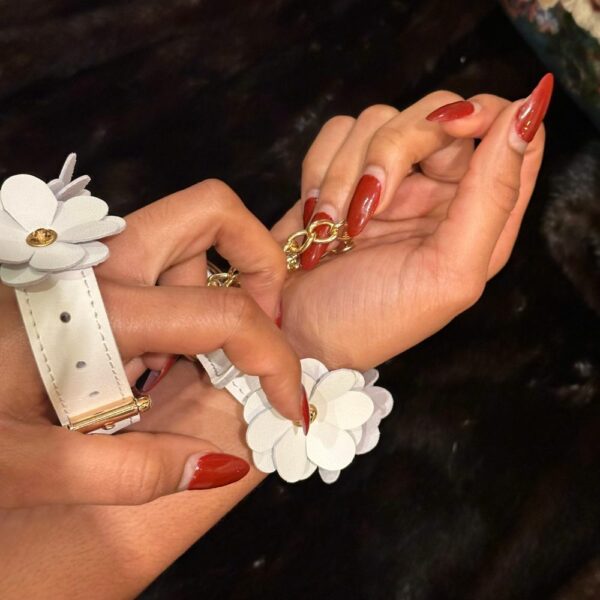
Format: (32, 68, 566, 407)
(426, 100, 477, 122)
(275, 301, 283, 328)
(346, 169, 383, 237)
(303, 194, 318, 227)
(134, 356, 177, 394)
(180, 453, 250, 491)
(300, 210, 334, 270)
(300, 386, 310, 435)
(513, 73, 554, 146)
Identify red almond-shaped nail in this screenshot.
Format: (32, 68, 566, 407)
(300, 386, 310, 436)
(346, 174, 382, 237)
(426, 100, 475, 122)
(187, 453, 250, 490)
(300, 211, 333, 270)
(303, 196, 318, 227)
(515, 73, 554, 143)
(136, 356, 177, 394)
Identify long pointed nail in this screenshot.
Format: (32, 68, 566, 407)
(180, 453, 250, 490)
(346, 170, 383, 237)
(514, 73, 554, 144)
(300, 386, 310, 435)
(426, 100, 477, 122)
(300, 211, 333, 270)
(135, 356, 177, 394)
(303, 195, 318, 227)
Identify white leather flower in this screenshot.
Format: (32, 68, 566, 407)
(0, 155, 124, 287)
(315, 368, 393, 483)
(244, 358, 376, 484)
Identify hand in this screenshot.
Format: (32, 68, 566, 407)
(272, 75, 553, 369)
(0, 178, 304, 508)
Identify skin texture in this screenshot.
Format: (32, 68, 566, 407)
(0, 90, 548, 598)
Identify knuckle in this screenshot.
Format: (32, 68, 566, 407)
(188, 178, 240, 213)
(423, 89, 464, 107)
(321, 115, 355, 135)
(370, 126, 409, 162)
(357, 104, 397, 124)
(115, 444, 167, 505)
(219, 288, 259, 338)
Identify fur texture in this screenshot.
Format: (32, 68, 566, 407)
(0, 1, 599, 598)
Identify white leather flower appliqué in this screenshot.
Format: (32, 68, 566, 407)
(243, 358, 392, 484)
(0, 154, 124, 287)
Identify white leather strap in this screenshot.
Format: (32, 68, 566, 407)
(15, 268, 137, 434)
(196, 350, 253, 404)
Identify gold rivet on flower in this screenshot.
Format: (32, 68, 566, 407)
(294, 403, 318, 428)
(26, 228, 57, 247)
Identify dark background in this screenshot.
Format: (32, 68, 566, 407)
(1, 1, 599, 598)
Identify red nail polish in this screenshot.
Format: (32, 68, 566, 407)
(300, 386, 310, 435)
(515, 73, 554, 143)
(346, 174, 382, 237)
(426, 100, 475, 122)
(303, 196, 318, 227)
(300, 211, 333, 270)
(136, 356, 177, 394)
(187, 453, 250, 490)
(275, 302, 282, 328)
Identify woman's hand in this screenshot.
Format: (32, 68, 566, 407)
(0, 178, 304, 508)
(272, 76, 553, 369)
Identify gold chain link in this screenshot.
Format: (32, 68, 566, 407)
(207, 219, 354, 287)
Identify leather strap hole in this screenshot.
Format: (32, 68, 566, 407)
(60, 312, 71, 323)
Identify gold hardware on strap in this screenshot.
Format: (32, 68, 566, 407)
(206, 219, 354, 287)
(67, 395, 152, 433)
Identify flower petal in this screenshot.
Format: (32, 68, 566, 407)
(306, 422, 356, 470)
(319, 468, 340, 484)
(252, 450, 276, 474)
(349, 427, 363, 445)
(1, 175, 57, 230)
(299, 460, 318, 481)
(52, 195, 107, 234)
(368, 386, 394, 418)
(273, 427, 310, 483)
(75, 241, 109, 269)
(301, 358, 329, 383)
(363, 368, 380, 387)
(0, 214, 32, 264)
(356, 423, 380, 455)
(58, 153, 77, 184)
(29, 242, 85, 271)
(59, 215, 125, 243)
(55, 176, 91, 201)
(246, 408, 291, 453)
(243, 388, 270, 423)
(312, 368, 365, 407)
(322, 390, 373, 430)
(0, 263, 48, 287)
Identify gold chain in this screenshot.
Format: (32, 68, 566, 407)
(207, 219, 354, 287)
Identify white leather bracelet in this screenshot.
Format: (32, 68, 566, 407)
(0, 155, 149, 434)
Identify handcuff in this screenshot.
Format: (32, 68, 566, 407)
(0, 156, 393, 483)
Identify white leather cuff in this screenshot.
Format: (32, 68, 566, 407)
(0, 155, 148, 434)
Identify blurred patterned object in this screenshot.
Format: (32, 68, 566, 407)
(502, 0, 600, 129)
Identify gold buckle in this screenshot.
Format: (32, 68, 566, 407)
(67, 395, 152, 434)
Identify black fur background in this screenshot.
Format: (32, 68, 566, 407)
(1, 1, 599, 598)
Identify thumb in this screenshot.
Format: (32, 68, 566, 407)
(0, 422, 250, 507)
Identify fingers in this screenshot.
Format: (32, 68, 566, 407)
(429, 74, 553, 284)
(0, 422, 250, 507)
(344, 91, 462, 237)
(428, 91, 547, 277)
(103, 282, 303, 421)
(98, 179, 286, 319)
